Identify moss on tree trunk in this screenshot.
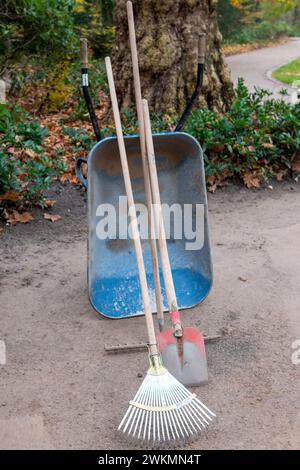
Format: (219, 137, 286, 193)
(112, 0, 234, 116)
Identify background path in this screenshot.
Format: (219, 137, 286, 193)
(226, 37, 300, 100)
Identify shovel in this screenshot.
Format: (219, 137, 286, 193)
(142, 98, 208, 387)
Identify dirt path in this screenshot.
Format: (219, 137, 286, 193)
(0, 182, 300, 449)
(226, 37, 300, 100)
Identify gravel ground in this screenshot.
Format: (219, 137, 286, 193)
(0, 181, 300, 449)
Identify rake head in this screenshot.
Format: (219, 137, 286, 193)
(118, 359, 216, 443)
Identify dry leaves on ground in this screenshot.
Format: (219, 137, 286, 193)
(43, 199, 56, 208)
(292, 162, 300, 174)
(4, 210, 34, 225)
(242, 172, 261, 189)
(276, 168, 288, 181)
(44, 213, 62, 222)
(0, 190, 20, 203)
(207, 175, 217, 193)
(222, 37, 288, 57)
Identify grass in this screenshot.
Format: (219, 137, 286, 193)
(273, 57, 300, 87)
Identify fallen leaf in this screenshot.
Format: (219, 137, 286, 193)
(276, 169, 288, 181)
(206, 175, 216, 185)
(242, 172, 261, 189)
(25, 148, 37, 158)
(206, 175, 217, 193)
(60, 173, 78, 184)
(6, 210, 33, 225)
(44, 199, 56, 208)
(222, 37, 288, 57)
(262, 142, 274, 149)
(0, 190, 20, 202)
(292, 162, 300, 174)
(208, 183, 217, 193)
(44, 213, 62, 222)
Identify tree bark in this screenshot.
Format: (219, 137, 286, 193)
(112, 0, 234, 116)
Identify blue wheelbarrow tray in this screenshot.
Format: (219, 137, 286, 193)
(87, 131, 213, 319)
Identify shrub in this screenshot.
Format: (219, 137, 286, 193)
(0, 0, 78, 69)
(68, 79, 300, 189)
(0, 103, 66, 209)
(185, 79, 300, 186)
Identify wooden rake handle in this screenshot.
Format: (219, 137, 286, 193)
(104, 57, 158, 354)
(127, 0, 164, 327)
(142, 99, 183, 338)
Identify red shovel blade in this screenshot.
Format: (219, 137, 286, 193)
(157, 327, 208, 387)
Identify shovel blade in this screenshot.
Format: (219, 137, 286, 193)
(157, 327, 208, 387)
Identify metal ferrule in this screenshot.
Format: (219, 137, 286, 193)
(147, 353, 167, 375)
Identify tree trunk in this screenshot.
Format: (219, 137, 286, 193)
(112, 0, 234, 116)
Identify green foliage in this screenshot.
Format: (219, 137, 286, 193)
(185, 79, 300, 181)
(62, 125, 93, 150)
(218, 0, 244, 40)
(0, 104, 66, 207)
(226, 19, 299, 44)
(73, 0, 115, 58)
(260, 0, 298, 19)
(219, 0, 300, 44)
(0, 0, 78, 71)
(67, 80, 299, 187)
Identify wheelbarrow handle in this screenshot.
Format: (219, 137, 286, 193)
(80, 38, 102, 142)
(175, 33, 206, 132)
(76, 157, 88, 189)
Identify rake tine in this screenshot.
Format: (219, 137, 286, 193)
(193, 399, 215, 421)
(175, 407, 189, 438)
(118, 404, 132, 431)
(161, 389, 170, 441)
(169, 384, 186, 438)
(164, 387, 178, 440)
(132, 386, 148, 437)
(119, 405, 133, 432)
(138, 384, 151, 439)
(143, 410, 149, 441)
(156, 388, 162, 442)
(190, 401, 211, 426)
(195, 398, 217, 418)
(158, 393, 165, 442)
(171, 387, 197, 435)
(127, 406, 139, 435)
(137, 409, 146, 439)
(147, 386, 154, 441)
(185, 404, 205, 433)
(174, 381, 215, 422)
(178, 406, 194, 436)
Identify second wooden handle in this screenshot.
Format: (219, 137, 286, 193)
(105, 57, 158, 352)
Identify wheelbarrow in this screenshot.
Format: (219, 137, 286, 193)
(76, 37, 213, 321)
